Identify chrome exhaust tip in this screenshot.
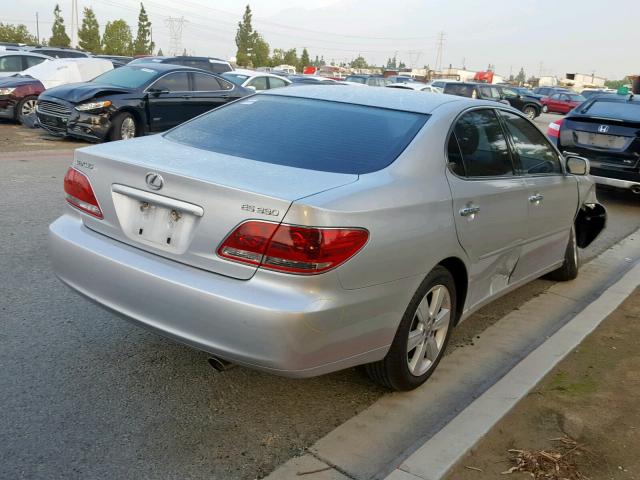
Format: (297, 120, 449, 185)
(208, 356, 236, 372)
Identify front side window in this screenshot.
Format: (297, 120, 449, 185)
(247, 76, 268, 90)
(0, 56, 22, 72)
(499, 111, 562, 175)
(450, 109, 514, 177)
(152, 72, 189, 92)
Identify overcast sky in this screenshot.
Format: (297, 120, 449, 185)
(7, 0, 638, 79)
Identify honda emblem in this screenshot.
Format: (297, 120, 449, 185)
(598, 125, 610, 133)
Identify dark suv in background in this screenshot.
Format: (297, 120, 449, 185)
(129, 56, 233, 74)
(443, 82, 543, 119)
(558, 94, 640, 194)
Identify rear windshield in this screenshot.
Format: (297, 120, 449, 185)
(580, 99, 640, 122)
(165, 95, 428, 174)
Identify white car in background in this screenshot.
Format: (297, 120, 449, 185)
(222, 69, 291, 91)
(0, 51, 51, 78)
(387, 82, 440, 93)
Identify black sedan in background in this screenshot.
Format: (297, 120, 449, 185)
(558, 94, 640, 194)
(36, 63, 251, 142)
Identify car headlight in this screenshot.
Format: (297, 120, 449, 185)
(0, 87, 15, 95)
(75, 100, 112, 112)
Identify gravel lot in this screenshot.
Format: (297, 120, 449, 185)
(0, 118, 638, 479)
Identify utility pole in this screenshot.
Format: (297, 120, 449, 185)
(35, 12, 40, 43)
(165, 17, 187, 56)
(434, 32, 445, 73)
(70, 0, 79, 47)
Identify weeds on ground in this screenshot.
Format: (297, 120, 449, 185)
(502, 437, 590, 479)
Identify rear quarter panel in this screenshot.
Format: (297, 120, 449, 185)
(284, 104, 468, 290)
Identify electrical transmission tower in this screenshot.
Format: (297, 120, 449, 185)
(434, 31, 445, 72)
(165, 17, 188, 56)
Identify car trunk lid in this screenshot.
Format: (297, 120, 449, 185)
(72, 135, 358, 280)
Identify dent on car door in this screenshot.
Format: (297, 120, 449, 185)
(498, 110, 578, 280)
(445, 108, 528, 310)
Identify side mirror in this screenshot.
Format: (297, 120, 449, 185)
(245, 85, 256, 92)
(565, 154, 590, 175)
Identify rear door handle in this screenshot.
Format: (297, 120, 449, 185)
(529, 193, 544, 203)
(459, 205, 480, 217)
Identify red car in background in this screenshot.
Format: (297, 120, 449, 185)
(0, 76, 45, 123)
(541, 92, 586, 114)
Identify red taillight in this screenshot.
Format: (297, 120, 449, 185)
(547, 119, 563, 139)
(218, 221, 369, 275)
(63, 167, 103, 219)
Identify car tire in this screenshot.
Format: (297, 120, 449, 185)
(16, 95, 38, 124)
(546, 227, 579, 281)
(542, 105, 549, 113)
(523, 106, 538, 119)
(364, 266, 456, 391)
(109, 112, 137, 141)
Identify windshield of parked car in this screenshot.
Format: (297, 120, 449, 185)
(222, 73, 249, 86)
(90, 65, 158, 88)
(580, 99, 640, 122)
(165, 95, 429, 174)
(345, 76, 366, 84)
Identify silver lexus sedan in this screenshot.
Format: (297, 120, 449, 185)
(49, 86, 606, 391)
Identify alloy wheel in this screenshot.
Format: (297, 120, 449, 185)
(524, 107, 536, 120)
(406, 284, 451, 376)
(120, 117, 136, 140)
(21, 99, 37, 118)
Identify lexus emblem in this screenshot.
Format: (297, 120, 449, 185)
(598, 125, 610, 133)
(145, 172, 164, 190)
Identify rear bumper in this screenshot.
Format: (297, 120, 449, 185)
(49, 215, 415, 377)
(592, 175, 640, 191)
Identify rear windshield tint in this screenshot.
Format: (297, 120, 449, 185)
(165, 95, 429, 174)
(580, 99, 640, 122)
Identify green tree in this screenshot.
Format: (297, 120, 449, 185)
(350, 55, 367, 69)
(605, 79, 627, 89)
(250, 32, 269, 67)
(50, 4, 71, 47)
(102, 19, 132, 55)
(283, 48, 297, 68)
(298, 47, 310, 71)
(132, 3, 154, 55)
(270, 48, 285, 66)
(78, 7, 101, 53)
(235, 5, 254, 66)
(0, 23, 38, 44)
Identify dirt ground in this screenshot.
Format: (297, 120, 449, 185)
(0, 120, 87, 152)
(447, 288, 640, 480)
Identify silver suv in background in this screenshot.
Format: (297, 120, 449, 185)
(49, 87, 606, 391)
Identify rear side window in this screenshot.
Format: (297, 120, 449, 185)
(192, 73, 222, 91)
(449, 109, 514, 177)
(268, 77, 288, 89)
(165, 95, 429, 174)
(208, 62, 232, 73)
(580, 100, 640, 122)
(499, 111, 562, 175)
(24, 56, 47, 68)
(444, 84, 476, 98)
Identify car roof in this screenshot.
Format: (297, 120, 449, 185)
(137, 55, 229, 63)
(586, 94, 640, 104)
(125, 62, 208, 72)
(263, 84, 474, 114)
(224, 68, 288, 79)
(0, 51, 51, 59)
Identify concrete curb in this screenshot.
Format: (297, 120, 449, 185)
(265, 229, 640, 480)
(388, 261, 640, 480)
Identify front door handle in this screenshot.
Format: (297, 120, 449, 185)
(529, 193, 544, 204)
(459, 205, 480, 217)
